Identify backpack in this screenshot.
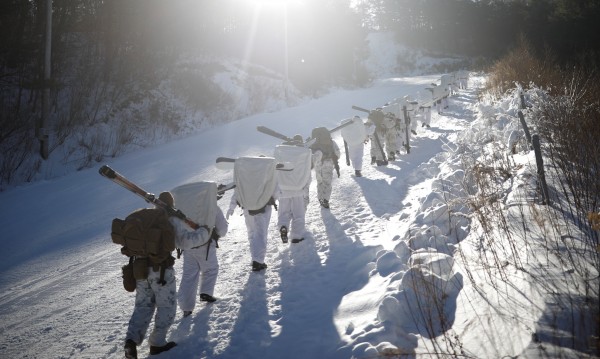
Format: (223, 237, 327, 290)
(234, 156, 277, 211)
(341, 117, 367, 146)
(274, 145, 312, 193)
(310, 127, 337, 161)
(170, 181, 217, 250)
(311, 127, 331, 145)
(111, 207, 175, 266)
(368, 109, 385, 130)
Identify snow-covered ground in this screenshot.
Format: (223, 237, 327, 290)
(0, 73, 597, 359)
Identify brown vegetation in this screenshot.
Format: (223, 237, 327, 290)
(475, 38, 600, 356)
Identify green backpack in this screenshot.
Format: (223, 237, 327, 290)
(111, 208, 175, 266)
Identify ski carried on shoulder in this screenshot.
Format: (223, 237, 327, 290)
(372, 131, 388, 163)
(327, 120, 354, 134)
(99, 165, 201, 230)
(257, 126, 296, 143)
(257, 126, 316, 147)
(257, 122, 353, 148)
(352, 105, 397, 120)
(215, 157, 293, 171)
(217, 182, 236, 196)
(351, 105, 371, 114)
(216, 157, 236, 171)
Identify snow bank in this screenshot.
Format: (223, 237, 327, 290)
(341, 77, 595, 358)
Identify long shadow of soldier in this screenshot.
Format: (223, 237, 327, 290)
(214, 273, 270, 359)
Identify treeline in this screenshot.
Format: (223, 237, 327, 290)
(3, 0, 599, 112)
(361, 0, 600, 62)
(0, 0, 366, 100)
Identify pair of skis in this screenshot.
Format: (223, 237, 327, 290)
(255, 122, 352, 177)
(102, 121, 356, 227)
(99, 165, 234, 230)
(255, 121, 353, 147)
(214, 157, 293, 171)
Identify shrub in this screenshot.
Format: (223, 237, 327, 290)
(486, 35, 559, 95)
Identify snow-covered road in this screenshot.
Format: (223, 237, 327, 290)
(1, 74, 478, 358)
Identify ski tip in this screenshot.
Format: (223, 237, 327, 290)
(215, 157, 236, 171)
(99, 165, 116, 179)
(217, 183, 236, 196)
(216, 157, 236, 163)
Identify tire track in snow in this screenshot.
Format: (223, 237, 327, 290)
(0, 240, 133, 358)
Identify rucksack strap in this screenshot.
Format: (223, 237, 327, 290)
(205, 229, 220, 260)
(205, 239, 212, 261)
(158, 265, 167, 285)
(155, 255, 175, 286)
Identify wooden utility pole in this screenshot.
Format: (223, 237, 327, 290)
(39, 0, 52, 159)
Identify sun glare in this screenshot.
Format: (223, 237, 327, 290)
(247, 0, 295, 4)
(245, 0, 303, 9)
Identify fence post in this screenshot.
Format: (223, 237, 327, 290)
(517, 111, 532, 147)
(532, 134, 550, 205)
(519, 89, 527, 109)
(402, 105, 410, 154)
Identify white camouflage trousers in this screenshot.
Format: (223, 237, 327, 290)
(277, 196, 306, 240)
(126, 267, 176, 347)
(420, 106, 431, 126)
(369, 129, 387, 161)
(314, 159, 335, 201)
(178, 245, 218, 312)
(385, 128, 400, 155)
(347, 142, 364, 171)
(243, 206, 272, 263)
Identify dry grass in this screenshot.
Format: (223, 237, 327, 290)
(470, 38, 600, 357)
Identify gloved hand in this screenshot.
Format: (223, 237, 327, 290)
(226, 208, 235, 219)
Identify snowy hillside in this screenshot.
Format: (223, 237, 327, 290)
(1, 71, 596, 359)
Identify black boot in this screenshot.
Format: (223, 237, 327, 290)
(355, 170, 362, 177)
(252, 261, 267, 271)
(149, 342, 177, 355)
(279, 226, 288, 243)
(124, 339, 137, 359)
(200, 293, 216, 302)
(371, 156, 376, 164)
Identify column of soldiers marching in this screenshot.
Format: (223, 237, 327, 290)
(110, 71, 469, 358)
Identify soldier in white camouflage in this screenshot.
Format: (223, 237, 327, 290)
(310, 127, 341, 209)
(124, 191, 210, 359)
(365, 108, 388, 166)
